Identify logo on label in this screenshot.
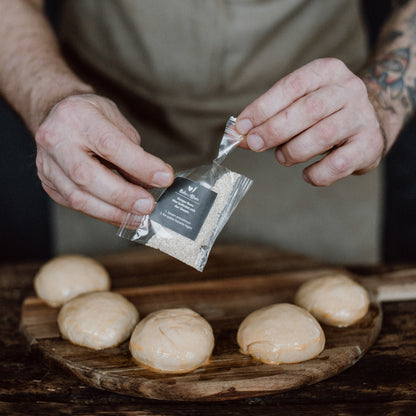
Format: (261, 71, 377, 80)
(179, 186, 200, 202)
(151, 177, 217, 241)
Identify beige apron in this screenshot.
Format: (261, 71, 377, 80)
(53, 0, 382, 264)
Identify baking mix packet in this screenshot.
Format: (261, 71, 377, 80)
(117, 116, 253, 271)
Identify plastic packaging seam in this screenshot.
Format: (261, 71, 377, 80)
(197, 173, 253, 270)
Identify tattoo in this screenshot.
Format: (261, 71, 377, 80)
(408, 11, 416, 37)
(381, 12, 416, 44)
(380, 30, 403, 44)
(363, 5, 416, 127)
(406, 79, 416, 109)
(364, 48, 410, 113)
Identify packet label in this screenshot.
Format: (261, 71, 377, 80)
(118, 116, 253, 271)
(150, 177, 217, 240)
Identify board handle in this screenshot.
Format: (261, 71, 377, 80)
(364, 268, 416, 302)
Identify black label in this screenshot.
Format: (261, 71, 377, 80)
(150, 177, 217, 240)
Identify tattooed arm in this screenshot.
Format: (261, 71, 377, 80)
(236, 0, 416, 186)
(363, 0, 416, 155)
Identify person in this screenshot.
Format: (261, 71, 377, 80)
(0, 0, 415, 263)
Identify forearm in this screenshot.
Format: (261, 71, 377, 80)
(363, 0, 416, 153)
(0, 0, 93, 134)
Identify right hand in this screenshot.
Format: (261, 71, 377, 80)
(35, 94, 174, 226)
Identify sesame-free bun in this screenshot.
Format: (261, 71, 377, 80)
(129, 308, 214, 373)
(58, 291, 139, 350)
(295, 274, 370, 327)
(34, 254, 110, 307)
(237, 303, 325, 365)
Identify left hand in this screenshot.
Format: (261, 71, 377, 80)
(236, 58, 385, 186)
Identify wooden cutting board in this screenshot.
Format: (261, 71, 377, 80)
(19, 247, 416, 401)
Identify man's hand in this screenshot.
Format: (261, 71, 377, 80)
(236, 58, 385, 186)
(35, 94, 174, 226)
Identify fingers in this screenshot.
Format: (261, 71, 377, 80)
(41, 94, 174, 188)
(37, 156, 131, 226)
(83, 95, 142, 146)
(234, 58, 384, 186)
(244, 84, 348, 152)
(72, 97, 155, 187)
(302, 130, 384, 187)
(83, 116, 174, 188)
(236, 58, 349, 136)
(56, 148, 157, 215)
(274, 108, 360, 166)
(35, 94, 175, 225)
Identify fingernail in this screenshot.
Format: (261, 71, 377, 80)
(152, 171, 173, 187)
(303, 172, 311, 184)
(236, 118, 253, 135)
(133, 198, 153, 214)
(247, 134, 264, 151)
(276, 149, 286, 164)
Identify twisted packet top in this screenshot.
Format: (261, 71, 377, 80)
(118, 116, 253, 271)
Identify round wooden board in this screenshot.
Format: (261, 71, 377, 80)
(20, 268, 382, 401)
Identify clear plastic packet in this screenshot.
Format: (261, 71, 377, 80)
(117, 116, 253, 271)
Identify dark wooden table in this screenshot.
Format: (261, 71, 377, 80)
(1, 244, 415, 416)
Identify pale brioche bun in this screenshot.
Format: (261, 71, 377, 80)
(34, 254, 110, 307)
(58, 291, 139, 350)
(295, 274, 369, 327)
(237, 303, 325, 365)
(129, 308, 214, 373)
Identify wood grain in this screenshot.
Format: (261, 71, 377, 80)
(1, 245, 415, 414)
(20, 267, 383, 401)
